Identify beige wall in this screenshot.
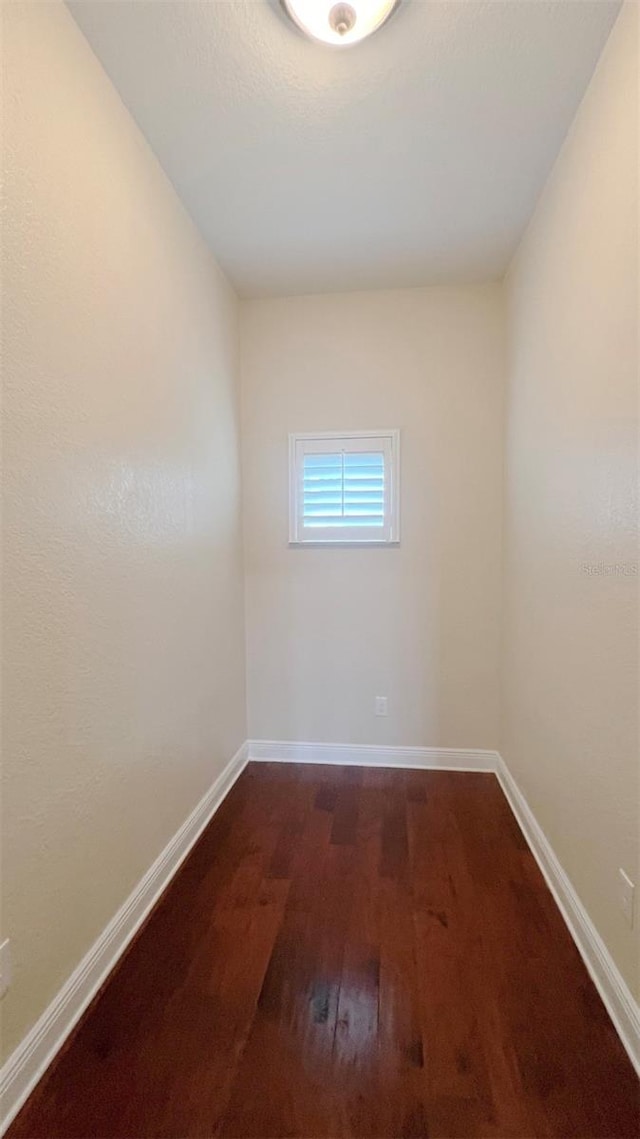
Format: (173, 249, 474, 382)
(3, 0, 636, 1078)
(241, 287, 504, 748)
(503, 3, 639, 997)
(1, 0, 246, 1060)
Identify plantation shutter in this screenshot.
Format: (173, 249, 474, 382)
(289, 432, 399, 544)
(302, 451, 385, 530)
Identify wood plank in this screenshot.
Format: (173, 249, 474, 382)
(8, 764, 639, 1139)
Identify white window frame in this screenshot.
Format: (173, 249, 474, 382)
(288, 429, 400, 546)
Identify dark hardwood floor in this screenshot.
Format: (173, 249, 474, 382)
(8, 763, 639, 1139)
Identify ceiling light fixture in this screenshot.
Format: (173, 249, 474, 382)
(281, 0, 401, 46)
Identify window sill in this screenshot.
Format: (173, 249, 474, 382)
(288, 539, 400, 548)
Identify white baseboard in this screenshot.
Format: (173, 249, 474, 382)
(3, 740, 637, 1135)
(0, 742, 249, 1136)
(495, 754, 640, 1077)
(247, 739, 498, 772)
(250, 739, 640, 1074)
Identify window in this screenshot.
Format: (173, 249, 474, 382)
(289, 430, 400, 545)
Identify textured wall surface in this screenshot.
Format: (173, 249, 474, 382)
(503, 3, 639, 997)
(3, 0, 636, 1082)
(241, 286, 504, 749)
(1, 0, 246, 1061)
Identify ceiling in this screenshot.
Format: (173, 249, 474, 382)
(68, 0, 620, 297)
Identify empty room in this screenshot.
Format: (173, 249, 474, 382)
(1, 0, 638, 1136)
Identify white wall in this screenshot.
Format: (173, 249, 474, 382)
(1, 0, 246, 1061)
(4, 0, 636, 1080)
(241, 287, 504, 749)
(503, 3, 639, 997)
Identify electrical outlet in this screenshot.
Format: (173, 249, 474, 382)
(375, 696, 388, 717)
(619, 870, 635, 928)
(0, 939, 11, 1000)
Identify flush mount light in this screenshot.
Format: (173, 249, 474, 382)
(281, 0, 401, 46)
